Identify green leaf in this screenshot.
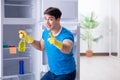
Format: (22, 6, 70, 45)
(80, 12, 99, 29)
(80, 33, 88, 41)
(92, 35, 103, 42)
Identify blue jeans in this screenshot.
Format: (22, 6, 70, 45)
(41, 70, 76, 80)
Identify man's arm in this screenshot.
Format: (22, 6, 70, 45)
(48, 33, 73, 54)
(31, 39, 44, 51)
(61, 39, 73, 54)
(19, 30, 44, 51)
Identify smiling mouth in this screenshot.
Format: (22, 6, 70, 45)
(47, 25, 51, 28)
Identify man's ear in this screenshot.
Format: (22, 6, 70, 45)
(57, 18, 60, 22)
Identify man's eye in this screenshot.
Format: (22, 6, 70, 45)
(44, 18, 47, 20)
(50, 19, 53, 20)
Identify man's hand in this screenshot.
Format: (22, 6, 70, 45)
(18, 30, 34, 44)
(48, 33, 63, 50)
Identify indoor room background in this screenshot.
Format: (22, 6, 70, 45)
(79, 0, 120, 57)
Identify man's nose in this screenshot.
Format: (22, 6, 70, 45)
(45, 20, 49, 24)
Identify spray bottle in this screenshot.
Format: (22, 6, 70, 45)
(18, 32, 26, 52)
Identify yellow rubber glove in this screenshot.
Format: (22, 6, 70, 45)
(48, 33, 63, 50)
(18, 30, 34, 44)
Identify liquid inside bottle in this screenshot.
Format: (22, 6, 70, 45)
(18, 39, 26, 52)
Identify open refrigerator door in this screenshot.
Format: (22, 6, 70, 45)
(1, 0, 79, 80)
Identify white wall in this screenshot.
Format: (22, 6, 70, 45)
(110, 0, 119, 53)
(78, 0, 119, 53)
(0, 0, 2, 77)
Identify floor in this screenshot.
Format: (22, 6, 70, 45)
(80, 56, 120, 80)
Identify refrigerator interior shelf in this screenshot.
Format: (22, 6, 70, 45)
(3, 57, 31, 61)
(0, 75, 18, 79)
(3, 18, 36, 25)
(3, 47, 32, 49)
(5, 4, 32, 7)
(18, 72, 33, 76)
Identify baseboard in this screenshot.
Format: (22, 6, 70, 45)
(80, 52, 117, 56)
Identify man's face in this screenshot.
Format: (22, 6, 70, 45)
(44, 14, 59, 30)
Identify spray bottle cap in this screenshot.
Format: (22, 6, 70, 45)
(19, 32, 24, 38)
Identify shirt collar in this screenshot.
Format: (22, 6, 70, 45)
(54, 26, 62, 37)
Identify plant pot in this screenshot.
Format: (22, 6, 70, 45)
(86, 50, 93, 57)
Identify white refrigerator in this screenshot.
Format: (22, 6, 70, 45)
(0, 0, 80, 80)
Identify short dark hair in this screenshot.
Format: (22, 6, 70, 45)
(44, 7, 62, 19)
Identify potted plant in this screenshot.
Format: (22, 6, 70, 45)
(80, 12, 103, 57)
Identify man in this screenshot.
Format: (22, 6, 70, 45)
(19, 7, 76, 80)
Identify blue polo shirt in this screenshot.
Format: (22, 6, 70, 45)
(42, 27, 76, 75)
